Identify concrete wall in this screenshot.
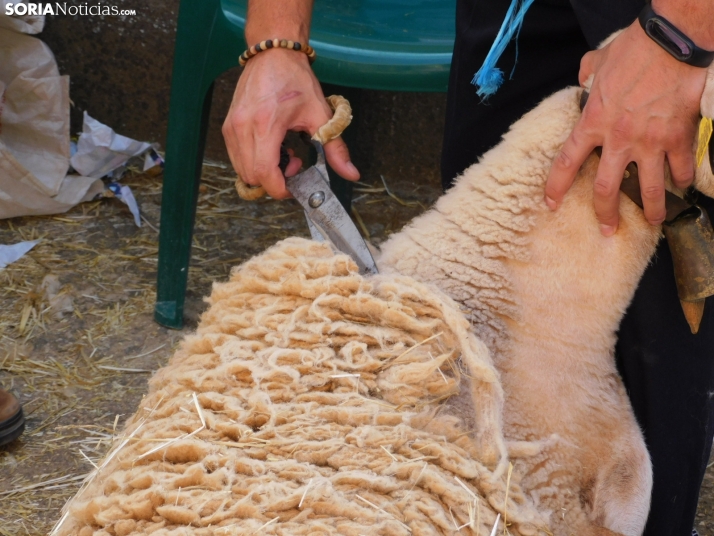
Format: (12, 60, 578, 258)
(39, 1, 446, 187)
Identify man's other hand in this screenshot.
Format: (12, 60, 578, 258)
(544, 20, 707, 236)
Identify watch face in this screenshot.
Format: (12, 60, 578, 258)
(646, 19, 693, 60)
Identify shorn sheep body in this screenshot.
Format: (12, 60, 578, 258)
(379, 85, 714, 535)
(53, 82, 714, 536)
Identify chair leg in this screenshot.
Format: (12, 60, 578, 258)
(154, 83, 214, 329)
(321, 84, 363, 210)
(152, 0, 244, 329)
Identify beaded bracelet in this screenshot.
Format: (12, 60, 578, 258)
(239, 39, 316, 67)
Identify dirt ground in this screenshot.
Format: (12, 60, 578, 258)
(1, 90, 713, 533)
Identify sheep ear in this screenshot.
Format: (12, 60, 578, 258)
(598, 30, 623, 49)
(581, 74, 594, 93)
(577, 30, 621, 92)
(700, 69, 714, 120)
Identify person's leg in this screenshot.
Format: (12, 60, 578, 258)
(615, 195, 714, 536)
(442, 0, 589, 189)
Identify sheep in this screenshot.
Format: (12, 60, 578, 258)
(378, 83, 714, 535)
(53, 80, 714, 535)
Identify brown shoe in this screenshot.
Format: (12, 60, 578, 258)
(0, 388, 24, 446)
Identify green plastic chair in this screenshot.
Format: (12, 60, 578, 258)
(155, 0, 456, 328)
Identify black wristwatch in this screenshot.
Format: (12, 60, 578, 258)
(638, 2, 714, 67)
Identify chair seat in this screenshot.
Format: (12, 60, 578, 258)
(222, 0, 455, 91)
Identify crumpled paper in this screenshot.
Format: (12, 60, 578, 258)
(143, 147, 165, 174)
(69, 114, 165, 227)
(71, 112, 153, 179)
(0, 9, 103, 219)
(0, 239, 39, 268)
(108, 182, 142, 227)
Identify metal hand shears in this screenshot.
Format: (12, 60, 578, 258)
(284, 140, 378, 276)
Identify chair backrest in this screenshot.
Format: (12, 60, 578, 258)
(221, 0, 456, 91)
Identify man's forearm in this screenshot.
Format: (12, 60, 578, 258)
(653, 0, 714, 50)
(245, 0, 314, 44)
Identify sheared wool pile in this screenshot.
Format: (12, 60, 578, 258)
(53, 238, 548, 536)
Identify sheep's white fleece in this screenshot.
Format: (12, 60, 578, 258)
(378, 86, 714, 536)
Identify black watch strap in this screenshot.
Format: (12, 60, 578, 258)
(638, 3, 714, 68)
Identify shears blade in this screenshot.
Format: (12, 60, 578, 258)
(285, 141, 378, 276)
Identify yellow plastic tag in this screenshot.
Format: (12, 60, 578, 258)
(696, 117, 713, 168)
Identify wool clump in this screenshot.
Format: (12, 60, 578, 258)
(53, 238, 548, 536)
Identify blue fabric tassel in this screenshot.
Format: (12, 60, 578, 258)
(471, 0, 536, 99)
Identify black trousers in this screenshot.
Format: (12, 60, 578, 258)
(442, 1, 714, 534)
